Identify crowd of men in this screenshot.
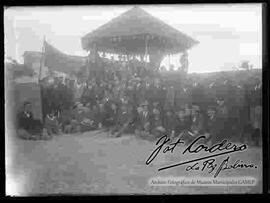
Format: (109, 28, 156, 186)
(16, 57, 262, 146)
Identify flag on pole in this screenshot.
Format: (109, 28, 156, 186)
(38, 36, 46, 82)
(43, 40, 87, 76)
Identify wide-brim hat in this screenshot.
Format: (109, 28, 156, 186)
(175, 106, 186, 112)
(207, 106, 217, 112)
(74, 101, 81, 107)
(141, 100, 149, 106)
(153, 108, 160, 114)
(153, 101, 159, 106)
(192, 105, 200, 111)
(23, 101, 31, 106)
(120, 99, 129, 106)
(164, 107, 174, 112)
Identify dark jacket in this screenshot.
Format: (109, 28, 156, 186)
(190, 114, 205, 134)
(163, 114, 177, 133)
(17, 111, 34, 130)
(17, 111, 43, 134)
(175, 117, 191, 135)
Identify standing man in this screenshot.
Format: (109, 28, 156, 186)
(180, 51, 189, 74)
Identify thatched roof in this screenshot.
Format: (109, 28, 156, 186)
(81, 6, 199, 55)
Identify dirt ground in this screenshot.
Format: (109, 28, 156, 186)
(6, 130, 262, 196)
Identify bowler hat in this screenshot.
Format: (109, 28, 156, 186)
(141, 100, 149, 106)
(207, 106, 217, 112)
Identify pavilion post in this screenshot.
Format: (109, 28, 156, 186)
(93, 42, 97, 64)
(86, 51, 90, 82)
(140, 54, 143, 62)
(144, 35, 149, 63)
(168, 54, 171, 70)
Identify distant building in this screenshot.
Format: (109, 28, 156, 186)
(23, 51, 42, 67)
(23, 51, 42, 74)
(23, 51, 48, 78)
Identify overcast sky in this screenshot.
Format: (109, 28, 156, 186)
(4, 4, 262, 73)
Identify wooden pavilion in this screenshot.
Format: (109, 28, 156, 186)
(81, 6, 199, 67)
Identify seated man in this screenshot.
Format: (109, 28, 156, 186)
(135, 101, 151, 138)
(174, 108, 191, 137)
(103, 101, 118, 131)
(79, 103, 98, 132)
(17, 101, 50, 140)
(58, 107, 72, 133)
(62, 104, 80, 134)
(44, 110, 61, 136)
(190, 105, 204, 135)
(204, 106, 220, 144)
(183, 105, 205, 144)
(73, 102, 96, 133)
(251, 105, 262, 146)
(111, 102, 133, 137)
(150, 108, 165, 138)
(240, 123, 254, 145)
(163, 108, 177, 138)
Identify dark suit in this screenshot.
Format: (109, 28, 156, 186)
(175, 117, 191, 136)
(112, 109, 133, 136)
(103, 104, 118, 128)
(138, 110, 151, 132)
(17, 111, 43, 135)
(163, 114, 177, 135)
(44, 115, 60, 135)
(205, 115, 221, 143)
(190, 114, 205, 135)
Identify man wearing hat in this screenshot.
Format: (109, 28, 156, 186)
(163, 107, 177, 138)
(174, 108, 191, 137)
(136, 100, 151, 136)
(204, 106, 220, 144)
(215, 97, 229, 140)
(44, 110, 61, 136)
(103, 100, 119, 131)
(17, 101, 50, 140)
(189, 105, 205, 137)
(150, 107, 165, 138)
(111, 101, 133, 137)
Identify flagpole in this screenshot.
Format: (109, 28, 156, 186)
(39, 35, 46, 124)
(39, 36, 46, 83)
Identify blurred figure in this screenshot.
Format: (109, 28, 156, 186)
(169, 64, 175, 71)
(174, 108, 191, 137)
(190, 105, 205, 137)
(150, 107, 165, 138)
(17, 101, 50, 140)
(44, 110, 61, 136)
(136, 101, 151, 137)
(215, 97, 229, 140)
(204, 106, 220, 144)
(111, 102, 133, 137)
(251, 105, 262, 146)
(103, 101, 118, 131)
(180, 51, 189, 74)
(163, 108, 177, 138)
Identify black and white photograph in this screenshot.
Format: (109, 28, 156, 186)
(4, 4, 263, 195)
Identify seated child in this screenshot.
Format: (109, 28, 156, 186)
(44, 111, 61, 136)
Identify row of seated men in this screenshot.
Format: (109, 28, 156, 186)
(16, 100, 261, 146)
